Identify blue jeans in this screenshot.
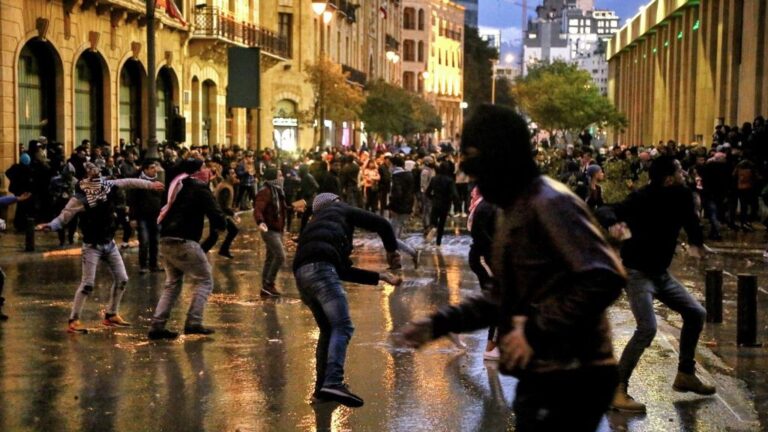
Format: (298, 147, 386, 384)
(261, 230, 285, 287)
(71, 241, 129, 319)
(294, 262, 354, 392)
(617, 268, 707, 387)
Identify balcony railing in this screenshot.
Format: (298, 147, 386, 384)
(342, 64, 367, 86)
(192, 6, 290, 59)
(439, 28, 462, 41)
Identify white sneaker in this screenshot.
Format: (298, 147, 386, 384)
(483, 347, 500, 361)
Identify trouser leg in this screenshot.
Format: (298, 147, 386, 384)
(71, 244, 101, 320)
(656, 272, 707, 374)
(617, 269, 658, 388)
(104, 242, 129, 315)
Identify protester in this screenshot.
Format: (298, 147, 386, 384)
(37, 162, 164, 333)
(148, 159, 227, 340)
(253, 166, 288, 297)
(401, 105, 626, 432)
(201, 166, 240, 259)
(293, 192, 402, 407)
(600, 156, 715, 413)
(0, 191, 32, 320)
(128, 160, 164, 273)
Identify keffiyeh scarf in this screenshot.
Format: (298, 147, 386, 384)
(78, 177, 113, 208)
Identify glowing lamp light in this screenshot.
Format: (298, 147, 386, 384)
(422, 71, 430, 79)
(460, 101, 468, 109)
(311, 1, 327, 15)
(323, 10, 333, 24)
(677, 31, 683, 40)
(692, 20, 700, 31)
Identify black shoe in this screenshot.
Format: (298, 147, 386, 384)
(318, 385, 364, 408)
(218, 251, 234, 259)
(260, 285, 281, 297)
(148, 328, 179, 340)
(150, 266, 165, 273)
(139, 267, 149, 274)
(184, 325, 215, 335)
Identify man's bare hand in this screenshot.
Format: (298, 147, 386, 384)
(151, 181, 165, 191)
(17, 192, 32, 202)
(499, 316, 534, 371)
(35, 223, 52, 233)
(399, 318, 434, 348)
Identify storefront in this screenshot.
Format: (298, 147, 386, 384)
(272, 99, 298, 152)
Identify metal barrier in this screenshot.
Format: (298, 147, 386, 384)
(705, 268, 723, 323)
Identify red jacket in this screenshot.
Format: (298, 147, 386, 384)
(253, 185, 287, 232)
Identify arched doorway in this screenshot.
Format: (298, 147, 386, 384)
(74, 50, 108, 146)
(156, 67, 176, 143)
(119, 59, 144, 147)
(272, 99, 298, 152)
(191, 76, 200, 145)
(201, 79, 217, 146)
(17, 39, 62, 146)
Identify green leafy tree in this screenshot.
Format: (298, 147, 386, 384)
(301, 54, 364, 143)
(513, 60, 627, 139)
(361, 79, 441, 139)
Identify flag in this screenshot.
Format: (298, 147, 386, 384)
(155, 0, 187, 26)
(379, 0, 388, 19)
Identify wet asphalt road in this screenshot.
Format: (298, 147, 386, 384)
(0, 219, 765, 432)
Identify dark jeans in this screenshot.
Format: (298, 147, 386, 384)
(456, 183, 469, 214)
(430, 205, 450, 245)
(514, 366, 618, 432)
(294, 262, 354, 392)
(116, 207, 132, 242)
(737, 189, 758, 224)
(57, 215, 77, 246)
(200, 218, 239, 254)
(137, 218, 160, 269)
(618, 268, 707, 387)
(365, 188, 379, 213)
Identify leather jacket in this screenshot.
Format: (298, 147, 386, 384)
(430, 176, 626, 375)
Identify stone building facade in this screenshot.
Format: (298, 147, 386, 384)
(607, 0, 768, 146)
(402, 0, 463, 141)
(0, 0, 404, 182)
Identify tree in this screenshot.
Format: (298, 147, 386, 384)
(302, 54, 365, 144)
(360, 79, 441, 139)
(513, 60, 627, 140)
(463, 26, 497, 115)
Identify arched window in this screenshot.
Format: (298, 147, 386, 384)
(201, 79, 217, 146)
(119, 60, 144, 145)
(403, 40, 415, 62)
(417, 9, 425, 30)
(74, 51, 106, 146)
(417, 41, 424, 62)
(403, 8, 415, 29)
(18, 39, 61, 145)
(156, 68, 175, 143)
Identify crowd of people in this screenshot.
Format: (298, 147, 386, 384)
(0, 111, 766, 430)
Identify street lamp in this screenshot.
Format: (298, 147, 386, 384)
(312, 1, 329, 147)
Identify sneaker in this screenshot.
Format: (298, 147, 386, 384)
(412, 250, 421, 269)
(318, 384, 365, 408)
(183, 325, 215, 335)
(483, 347, 500, 361)
(611, 384, 646, 413)
(139, 267, 149, 274)
(260, 285, 281, 297)
(380, 272, 403, 286)
(673, 372, 716, 395)
(67, 319, 88, 334)
(387, 251, 402, 270)
(103, 313, 131, 327)
(148, 328, 179, 340)
(425, 227, 437, 243)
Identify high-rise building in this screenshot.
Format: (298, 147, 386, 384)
(402, 0, 465, 140)
(575, 40, 608, 95)
(478, 27, 502, 50)
(452, 0, 478, 28)
(523, 1, 617, 75)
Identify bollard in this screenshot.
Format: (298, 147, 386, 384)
(737, 274, 761, 347)
(24, 217, 35, 252)
(705, 269, 723, 323)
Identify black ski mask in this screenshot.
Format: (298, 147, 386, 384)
(460, 104, 539, 208)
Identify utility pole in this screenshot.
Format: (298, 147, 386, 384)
(146, 0, 159, 159)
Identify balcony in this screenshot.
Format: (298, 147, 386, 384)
(342, 64, 367, 87)
(439, 28, 462, 42)
(385, 34, 400, 52)
(192, 5, 290, 60)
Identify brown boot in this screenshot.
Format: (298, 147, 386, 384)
(673, 372, 716, 395)
(611, 384, 646, 413)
